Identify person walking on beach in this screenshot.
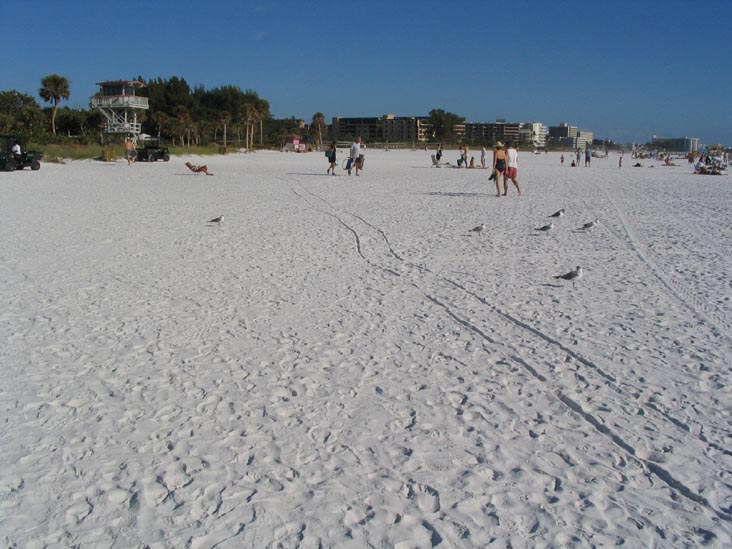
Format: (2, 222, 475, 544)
(560, 154, 564, 165)
(348, 136, 362, 176)
(326, 141, 337, 175)
(504, 141, 522, 196)
(436, 143, 443, 163)
(575, 148, 581, 166)
(125, 137, 137, 165)
(585, 147, 591, 167)
(481, 146, 487, 168)
(492, 142, 507, 196)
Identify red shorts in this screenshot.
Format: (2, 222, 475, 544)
(506, 167, 517, 178)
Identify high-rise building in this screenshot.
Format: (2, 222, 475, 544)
(651, 136, 699, 153)
(548, 123, 582, 148)
(577, 131, 594, 150)
(331, 115, 431, 143)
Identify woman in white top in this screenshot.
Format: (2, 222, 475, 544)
(503, 142, 522, 196)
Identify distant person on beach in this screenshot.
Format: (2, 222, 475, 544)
(504, 141, 522, 196)
(560, 154, 564, 165)
(575, 148, 581, 166)
(461, 144, 469, 168)
(492, 142, 507, 196)
(125, 137, 136, 165)
(436, 143, 443, 162)
(619, 155, 623, 168)
(481, 146, 487, 168)
(469, 156, 476, 168)
(348, 137, 362, 176)
(585, 148, 591, 167)
(326, 141, 337, 175)
(185, 162, 214, 175)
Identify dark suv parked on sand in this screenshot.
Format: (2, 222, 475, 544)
(0, 135, 43, 171)
(136, 139, 170, 162)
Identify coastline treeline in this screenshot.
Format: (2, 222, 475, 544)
(0, 74, 316, 148)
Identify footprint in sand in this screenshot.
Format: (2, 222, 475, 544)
(402, 480, 441, 513)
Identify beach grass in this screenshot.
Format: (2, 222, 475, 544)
(34, 143, 226, 162)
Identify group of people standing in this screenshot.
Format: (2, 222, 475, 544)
(438, 142, 521, 196)
(325, 137, 364, 176)
(324, 138, 522, 196)
(491, 141, 522, 196)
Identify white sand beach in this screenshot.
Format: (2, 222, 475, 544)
(1, 150, 731, 547)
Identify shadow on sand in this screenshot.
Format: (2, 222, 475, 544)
(286, 172, 343, 177)
(414, 191, 495, 198)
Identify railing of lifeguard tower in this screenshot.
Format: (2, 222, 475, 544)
(90, 96, 149, 109)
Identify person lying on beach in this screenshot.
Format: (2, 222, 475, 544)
(185, 162, 214, 176)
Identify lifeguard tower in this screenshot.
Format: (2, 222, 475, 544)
(90, 80, 148, 141)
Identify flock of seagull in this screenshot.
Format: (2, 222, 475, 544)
(470, 208, 599, 288)
(209, 208, 594, 288)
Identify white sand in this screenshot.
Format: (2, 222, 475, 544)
(1, 150, 731, 547)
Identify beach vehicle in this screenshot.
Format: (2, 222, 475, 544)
(136, 138, 170, 162)
(0, 135, 43, 171)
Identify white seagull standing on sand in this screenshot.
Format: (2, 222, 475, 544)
(208, 215, 224, 224)
(535, 222, 555, 233)
(469, 223, 486, 235)
(554, 266, 584, 288)
(578, 219, 600, 231)
(548, 209, 565, 218)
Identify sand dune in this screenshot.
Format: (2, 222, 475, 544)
(1, 150, 730, 547)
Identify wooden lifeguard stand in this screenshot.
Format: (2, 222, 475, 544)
(90, 80, 148, 142)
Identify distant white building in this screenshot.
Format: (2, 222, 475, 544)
(530, 123, 548, 148)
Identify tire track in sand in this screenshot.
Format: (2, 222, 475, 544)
(287, 175, 732, 524)
(590, 178, 732, 340)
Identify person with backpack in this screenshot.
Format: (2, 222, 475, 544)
(326, 141, 337, 175)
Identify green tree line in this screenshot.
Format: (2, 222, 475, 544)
(0, 74, 327, 148)
(1, 73, 472, 148)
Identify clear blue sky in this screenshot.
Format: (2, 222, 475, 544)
(3, 0, 731, 145)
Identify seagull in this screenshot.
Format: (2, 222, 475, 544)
(535, 222, 555, 233)
(548, 209, 565, 218)
(208, 215, 224, 224)
(577, 219, 600, 231)
(554, 266, 583, 288)
(469, 223, 486, 235)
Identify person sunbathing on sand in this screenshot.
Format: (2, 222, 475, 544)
(185, 162, 214, 176)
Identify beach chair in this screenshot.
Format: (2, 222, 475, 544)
(431, 154, 441, 168)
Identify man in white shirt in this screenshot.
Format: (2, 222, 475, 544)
(11, 140, 21, 155)
(349, 136, 362, 176)
(504, 141, 522, 196)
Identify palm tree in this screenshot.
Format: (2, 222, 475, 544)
(152, 111, 170, 138)
(311, 112, 326, 150)
(219, 111, 231, 148)
(241, 104, 257, 152)
(255, 97, 270, 145)
(39, 73, 71, 135)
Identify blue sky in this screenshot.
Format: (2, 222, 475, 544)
(3, 0, 731, 144)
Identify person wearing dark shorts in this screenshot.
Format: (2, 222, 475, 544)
(326, 141, 337, 175)
(492, 142, 507, 196)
